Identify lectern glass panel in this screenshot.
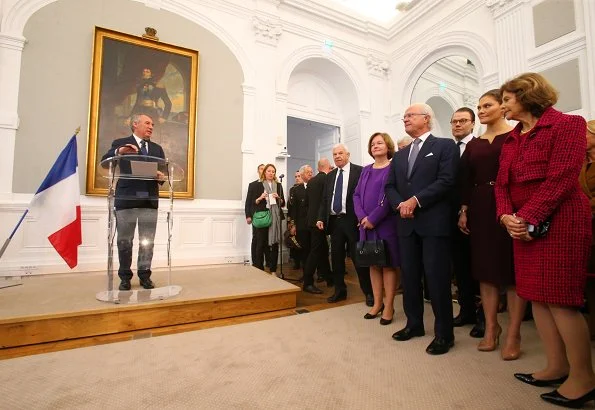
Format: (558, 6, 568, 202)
(97, 155, 184, 304)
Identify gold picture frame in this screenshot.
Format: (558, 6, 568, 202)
(86, 26, 199, 198)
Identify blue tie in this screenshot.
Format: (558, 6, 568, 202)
(332, 169, 343, 214)
(140, 140, 148, 155)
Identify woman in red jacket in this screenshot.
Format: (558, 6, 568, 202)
(495, 73, 594, 408)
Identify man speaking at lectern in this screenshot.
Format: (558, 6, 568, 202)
(102, 114, 166, 291)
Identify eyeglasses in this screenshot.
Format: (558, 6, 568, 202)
(450, 119, 471, 125)
(402, 113, 427, 121)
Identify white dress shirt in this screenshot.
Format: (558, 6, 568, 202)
(331, 162, 350, 215)
(457, 133, 475, 157)
(408, 131, 432, 161)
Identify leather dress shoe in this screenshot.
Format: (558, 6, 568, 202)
(327, 290, 347, 303)
(119, 280, 131, 291)
(453, 313, 476, 327)
(139, 278, 155, 289)
(469, 321, 485, 338)
(316, 276, 325, 283)
(514, 373, 568, 387)
(541, 388, 595, 408)
(304, 285, 323, 294)
(365, 294, 374, 307)
(426, 337, 454, 355)
(392, 327, 425, 341)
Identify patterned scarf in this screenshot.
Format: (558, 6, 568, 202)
(263, 181, 280, 246)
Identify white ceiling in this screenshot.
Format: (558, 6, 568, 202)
(328, 0, 404, 22)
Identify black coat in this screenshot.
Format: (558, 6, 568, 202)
(244, 179, 260, 218)
(288, 184, 308, 230)
(246, 181, 286, 220)
(305, 172, 326, 228)
(101, 135, 166, 210)
(318, 163, 363, 231)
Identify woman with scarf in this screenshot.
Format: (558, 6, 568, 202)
(250, 163, 285, 276)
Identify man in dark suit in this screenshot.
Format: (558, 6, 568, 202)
(293, 164, 321, 293)
(101, 114, 166, 291)
(287, 170, 305, 269)
(317, 144, 373, 305)
(385, 103, 459, 355)
(304, 159, 332, 291)
(450, 107, 484, 338)
(245, 164, 265, 266)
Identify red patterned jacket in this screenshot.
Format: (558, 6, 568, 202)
(495, 107, 587, 225)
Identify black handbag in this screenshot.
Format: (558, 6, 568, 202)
(356, 230, 388, 268)
(528, 218, 551, 238)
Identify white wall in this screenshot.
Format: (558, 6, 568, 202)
(1, 0, 594, 274)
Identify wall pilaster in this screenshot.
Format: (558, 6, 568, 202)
(0, 32, 26, 194)
(487, 0, 531, 82)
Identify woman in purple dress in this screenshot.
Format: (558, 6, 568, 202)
(354, 132, 400, 325)
(458, 89, 526, 359)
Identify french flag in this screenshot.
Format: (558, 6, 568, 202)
(28, 136, 82, 268)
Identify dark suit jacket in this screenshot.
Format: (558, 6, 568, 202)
(305, 172, 326, 228)
(246, 181, 286, 221)
(101, 135, 166, 210)
(288, 184, 308, 230)
(385, 134, 459, 236)
(245, 179, 260, 218)
(318, 163, 363, 231)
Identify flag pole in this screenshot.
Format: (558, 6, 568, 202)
(0, 127, 81, 261)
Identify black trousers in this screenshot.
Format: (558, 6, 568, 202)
(251, 225, 269, 268)
(253, 227, 279, 272)
(451, 229, 477, 317)
(296, 228, 310, 268)
(399, 232, 454, 340)
(303, 227, 330, 287)
(328, 215, 372, 295)
(116, 208, 157, 281)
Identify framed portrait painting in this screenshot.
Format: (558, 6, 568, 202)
(86, 27, 199, 198)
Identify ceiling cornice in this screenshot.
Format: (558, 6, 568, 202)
(279, 0, 393, 41)
(389, 0, 484, 60)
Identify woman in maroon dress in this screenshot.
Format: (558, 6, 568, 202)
(495, 73, 595, 408)
(354, 132, 400, 325)
(459, 89, 526, 359)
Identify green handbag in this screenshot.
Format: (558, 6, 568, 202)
(252, 210, 272, 228)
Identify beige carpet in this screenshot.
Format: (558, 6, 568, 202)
(0, 299, 590, 409)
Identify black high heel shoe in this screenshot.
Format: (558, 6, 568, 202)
(541, 388, 595, 408)
(364, 304, 384, 319)
(380, 308, 394, 325)
(379, 316, 393, 326)
(514, 373, 568, 387)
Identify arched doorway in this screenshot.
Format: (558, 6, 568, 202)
(284, 57, 361, 170)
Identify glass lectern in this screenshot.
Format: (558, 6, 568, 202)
(96, 154, 183, 304)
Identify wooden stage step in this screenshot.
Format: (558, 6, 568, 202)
(0, 265, 300, 359)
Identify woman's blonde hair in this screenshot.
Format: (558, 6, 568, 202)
(588, 120, 595, 135)
(259, 164, 278, 182)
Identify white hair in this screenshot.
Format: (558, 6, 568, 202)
(397, 135, 413, 149)
(332, 143, 350, 153)
(410, 103, 435, 130)
(299, 164, 312, 175)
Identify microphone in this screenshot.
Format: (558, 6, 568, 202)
(278, 174, 285, 179)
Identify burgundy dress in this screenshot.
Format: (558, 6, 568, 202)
(495, 108, 590, 306)
(353, 164, 400, 268)
(460, 133, 514, 286)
